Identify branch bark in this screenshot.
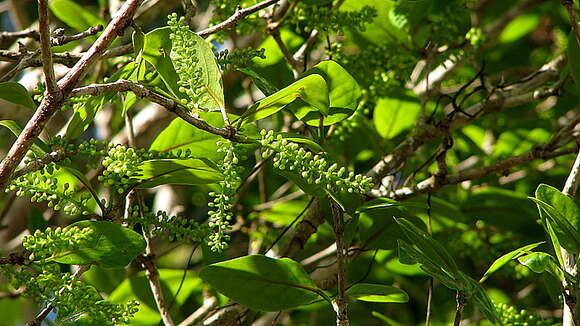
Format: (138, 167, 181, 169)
(0, 0, 143, 192)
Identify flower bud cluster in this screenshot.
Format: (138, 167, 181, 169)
(291, 5, 377, 34)
(259, 130, 373, 194)
(99, 145, 151, 194)
(128, 205, 209, 243)
(168, 13, 215, 111)
(207, 140, 242, 252)
(495, 303, 553, 326)
(7, 167, 93, 215)
(217, 47, 266, 70)
(22, 226, 95, 261)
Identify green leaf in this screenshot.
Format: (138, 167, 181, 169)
(569, 31, 580, 92)
(0, 82, 36, 110)
(275, 132, 324, 152)
(532, 197, 580, 253)
(371, 312, 406, 326)
(237, 67, 279, 96)
(357, 197, 428, 213)
(49, 0, 105, 32)
(51, 221, 146, 267)
(170, 29, 224, 110)
(373, 90, 421, 139)
(243, 74, 329, 123)
(291, 60, 361, 126)
(459, 272, 499, 323)
(479, 242, 544, 282)
(199, 255, 325, 311)
(142, 27, 183, 99)
(151, 113, 226, 163)
(394, 217, 459, 278)
(346, 283, 409, 303)
(0, 120, 49, 157)
(536, 184, 580, 232)
(499, 14, 539, 43)
(517, 252, 552, 274)
(134, 158, 222, 188)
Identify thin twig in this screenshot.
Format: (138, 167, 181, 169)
(198, 0, 280, 37)
(0, 0, 144, 192)
(37, 0, 58, 95)
(69, 80, 248, 142)
(330, 199, 349, 326)
(52, 25, 104, 47)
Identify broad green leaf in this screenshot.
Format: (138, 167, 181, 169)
(237, 67, 279, 96)
(51, 221, 146, 267)
(142, 27, 183, 98)
(569, 31, 580, 92)
(0, 120, 49, 157)
(199, 255, 324, 311)
(394, 217, 459, 278)
(151, 113, 225, 163)
(243, 74, 329, 123)
(373, 91, 421, 139)
(346, 283, 408, 303)
(530, 196, 580, 254)
(134, 158, 222, 188)
(170, 29, 224, 110)
(49, 0, 105, 33)
(536, 184, 580, 232)
(397, 240, 462, 290)
(480, 241, 544, 282)
(0, 82, 36, 110)
(292, 60, 361, 126)
(517, 252, 552, 274)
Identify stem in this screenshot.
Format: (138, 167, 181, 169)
(453, 291, 466, 326)
(37, 0, 58, 96)
(561, 147, 580, 326)
(330, 198, 348, 326)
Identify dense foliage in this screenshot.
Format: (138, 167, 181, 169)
(0, 0, 579, 325)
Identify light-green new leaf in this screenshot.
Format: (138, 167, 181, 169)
(480, 241, 544, 282)
(0, 82, 36, 110)
(134, 158, 222, 188)
(243, 74, 329, 123)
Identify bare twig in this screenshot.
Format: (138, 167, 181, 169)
(0, 0, 144, 192)
(369, 55, 565, 181)
(37, 0, 58, 95)
(177, 296, 218, 326)
(69, 80, 248, 142)
(52, 25, 104, 47)
(0, 29, 40, 43)
(330, 199, 348, 326)
(198, 0, 280, 37)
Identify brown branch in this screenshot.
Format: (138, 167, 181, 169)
(0, 0, 143, 192)
(52, 25, 104, 47)
(330, 199, 348, 326)
(369, 55, 565, 181)
(13, 149, 76, 179)
(0, 29, 40, 43)
(69, 80, 247, 142)
(37, 0, 58, 95)
(197, 0, 280, 37)
(385, 141, 577, 201)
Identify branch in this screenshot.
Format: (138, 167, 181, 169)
(69, 80, 247, 142)
(0, 29, 40, 43)
(368, 55, 565, 180)
(37, 0, 58, 95)
(382, 139, 577, 201)
(51, 25, 104, 47)
(197, 0, 280, 37)
(0, 0, 143, 192)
